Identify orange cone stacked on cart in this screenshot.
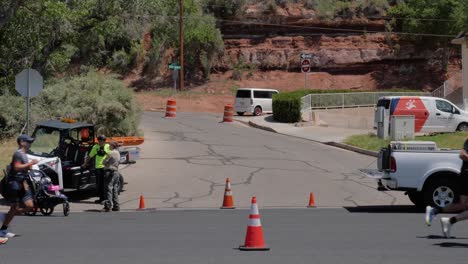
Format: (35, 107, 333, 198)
(223, 105, 234, 123)
(220, 178, 235, 209)
(307, 192, 316, 208)
(138, 195, 146, 210)
(165, 99, 177, 118)
(239, 196, 270, 251)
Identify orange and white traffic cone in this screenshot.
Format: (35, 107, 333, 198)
(138, 195, 146, 210)
(165, 99, 177, 118)
(222, 105, 234, 123)
(239, 196, 270, 251)
(307, 192, 316, 208)
(220, 178, 235, 209)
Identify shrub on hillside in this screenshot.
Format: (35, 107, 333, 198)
(202, 0, 247, 18)
(0, 92, 27, 139)
(0, 72, 142, 140)
(33, 71, 142, 137)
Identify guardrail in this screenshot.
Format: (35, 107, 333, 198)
(301, 92, 430, 111)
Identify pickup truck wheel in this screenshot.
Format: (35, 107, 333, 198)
(407, 191, 425, 208)
(423, 178, 458, 208)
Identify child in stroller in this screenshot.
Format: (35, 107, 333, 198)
(25, 170, 70, 216)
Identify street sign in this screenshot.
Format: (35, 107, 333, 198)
(15, 68, 43, 135)
(169, 63, 181, 70)
(300, 54, 312, 73)
(300, 54, 312, 89)
(15, 69, 43, 97)
(300, 53, 313, 59)
(301, 59, 311, 73)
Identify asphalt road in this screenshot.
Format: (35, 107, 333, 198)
(1, 111, 410, 212)
(1, 208, 467, 264)
(71, 111, 407, 211)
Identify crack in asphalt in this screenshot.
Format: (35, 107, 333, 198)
(139, 121, 386, 208)
(340, 172, 398, 206)
(264, 145, 288, 155)
(344, 194, 359, 207)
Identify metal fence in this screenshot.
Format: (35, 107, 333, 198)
(301, 92, 429, 111)
(431, 71, 462, 99)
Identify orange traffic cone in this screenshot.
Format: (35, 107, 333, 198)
(165, 99, 177, 118)
(307, 192, 316, 208)
(138, 195, 146, 210)
(222, 105, 234, 123)
(239, 196, 270, 251)
(220, 178, 235, 209)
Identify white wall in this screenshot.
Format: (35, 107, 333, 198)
(463, 42, 468, 110)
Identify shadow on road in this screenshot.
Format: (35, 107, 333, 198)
(434, 242, 468, 248)
(418, 235, 468, 240)
(344, 205, 423, 213)
(64, 190, 97, 203)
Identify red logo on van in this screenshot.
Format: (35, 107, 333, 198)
(392, 98, 429, 132)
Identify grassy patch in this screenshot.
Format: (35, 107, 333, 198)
(344, 132, 468, 152)
(0, 138, 17, 179)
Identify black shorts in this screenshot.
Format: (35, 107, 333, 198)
(6, 180, 33, 204)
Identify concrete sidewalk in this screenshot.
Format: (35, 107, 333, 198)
(234, 115, 377, 156)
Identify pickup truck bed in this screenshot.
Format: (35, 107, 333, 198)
(362, 141, 463, 208)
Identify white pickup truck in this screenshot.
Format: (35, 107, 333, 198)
(361, 141, 463, 208)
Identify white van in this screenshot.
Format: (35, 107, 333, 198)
(234, 88, 279, 116)
(376, 96, 468, 133)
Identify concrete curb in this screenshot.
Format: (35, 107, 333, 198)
(247, 121, 278, 133)
(242, 119, 378, 157)
(325, 142, 379, 157)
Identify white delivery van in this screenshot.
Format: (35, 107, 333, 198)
(234, 88, 279, 116)
(375, 96, 468, 133)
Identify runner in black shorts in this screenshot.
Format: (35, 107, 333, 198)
(425, 138, 468, 238)
(0, 135, 37, 238)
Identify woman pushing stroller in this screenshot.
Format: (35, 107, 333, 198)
(0, 135, 37, 238)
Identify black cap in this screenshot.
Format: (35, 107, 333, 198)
(17, 134, 34, 143)
(97, 135, 106, 141)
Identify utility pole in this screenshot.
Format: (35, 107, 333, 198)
(179, 0, 184, 91)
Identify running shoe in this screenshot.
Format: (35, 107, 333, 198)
(0, 237, 7, 244)
(425, 206, 436, 226)
(440, 217, 452, 238)
(0, 230, 15, 238)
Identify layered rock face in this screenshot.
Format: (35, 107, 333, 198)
(217, 33, 445, 90)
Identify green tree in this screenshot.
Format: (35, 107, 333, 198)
(389, 0, 468, 71)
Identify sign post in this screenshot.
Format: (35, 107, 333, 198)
(15, 69, 43, 135)
(300, 54, 312, 89)
(169, 63, 181, 93)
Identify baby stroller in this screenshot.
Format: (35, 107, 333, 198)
(25, 170, 70, 216)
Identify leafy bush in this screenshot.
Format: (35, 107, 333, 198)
(202, 0, 247, 18)
(263, 0, 278, 14)
(110, 49, 132, 73)
(0, 92, 27, 139)
(0, 72, 142, 140)
(272, 93, 302, 123)
(231, 57, 256, 80)
(34, 71, 142, 136)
